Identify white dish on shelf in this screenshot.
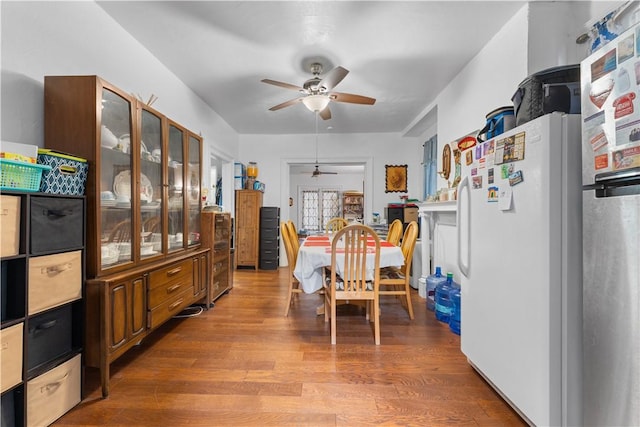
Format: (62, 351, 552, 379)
(113, 170, 153, 203)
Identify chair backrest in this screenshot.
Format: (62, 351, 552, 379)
(399, 221, 419, 275)
(386, 219, 403, 246)
(325, 217, 349, 234)
(285, 221, 299, 253)
(330, 224, 381, 294)
(281, 222, 297, 267)
(108, 219, 132, 243)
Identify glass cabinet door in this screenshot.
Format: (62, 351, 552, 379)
(100, 88, 133, 269)
(168, 123, 185, 252)
(187, 134, 201, 246)
(140, 107, 164, 259)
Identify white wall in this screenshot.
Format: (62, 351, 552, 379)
(0, 1, 240, 188)
(239, 131, 423, 223)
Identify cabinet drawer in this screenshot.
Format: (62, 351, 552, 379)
(260, 207, 279, 219)
(148, 275, 193, 309)
(260, 217, 279, 229)
(0, 195, 20, 257)
(259, 259, 279, 270)
(27, 354, 81, 427)
(260, 227, 278, 240)
(148, 287, 193, 329)
(28, 251, 82, 315)
(260, 237, 279, 249)
(148, 258, 192, 291)
(1, 323, 23, 393)
(259, 249, 279, 260)
(27, 304, 72, 372)
(30, 197, 83, 254)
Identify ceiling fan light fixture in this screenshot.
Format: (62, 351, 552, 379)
(302, 94, 330, 112)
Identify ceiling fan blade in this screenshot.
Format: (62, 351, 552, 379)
(329, 92, 376, 105)
(319, 106, 332, 120)
(268, 97, 303, 111)
(319, 66, 349, 91)
(261, 79, 304, 92)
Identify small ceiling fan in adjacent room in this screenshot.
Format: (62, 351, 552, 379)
(261, 62, 376, 119)
(311, 111, 336, 178)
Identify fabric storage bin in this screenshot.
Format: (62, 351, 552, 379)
(27, 354, 81, 427)
(30, 197, 83, 254)
(511, 64, 581, 126)
(1, 195, 20, 257)
(27, 304, 72, 372)
(37, 149, 88, 195)
(1, 323, 24, 393)
(28, 250, 82, 315)
(1, 388, 16, 427)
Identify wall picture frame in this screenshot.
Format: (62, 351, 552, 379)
(385, 164, 408, 193)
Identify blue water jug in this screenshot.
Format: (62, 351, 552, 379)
(435, 272, 454, 323)
(426, 266, 446, 311)
(449, 281, 461, 335)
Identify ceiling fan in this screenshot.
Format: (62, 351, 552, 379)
(311, 111, 337, 178)
(261, 62, 376, 120)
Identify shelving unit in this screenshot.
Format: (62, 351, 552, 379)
(259, 207, 279, 270)
(342, 191, 363, 222)
(0, 191, 85, 427)
(44, 75, 210, 398)
(201, 211, 232, 304)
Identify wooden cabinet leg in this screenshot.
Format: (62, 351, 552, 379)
(101, 362, 109, 398)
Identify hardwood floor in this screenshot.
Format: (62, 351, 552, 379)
(54, 268, 525, 426)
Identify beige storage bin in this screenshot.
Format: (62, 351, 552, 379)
(28, 250, 82, 315)
(1, 195, 20, 257)
(27, 354, 81, 427)
(1, 322, 23, 393)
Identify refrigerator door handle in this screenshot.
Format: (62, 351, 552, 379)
(457, 176, 470, 277)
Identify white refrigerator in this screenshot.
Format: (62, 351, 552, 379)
(456, 112, 583, 426)
(580, 21, 640, 426)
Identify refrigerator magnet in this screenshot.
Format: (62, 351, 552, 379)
(499, 187, 513, 211)
(472, 175, 483, 189)
(488, 168, 495, 184)
(488, 186, 499, 202)
(509, 170, 524, 186)
(594, 153, 609, 170)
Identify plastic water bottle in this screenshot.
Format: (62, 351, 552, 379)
(449, 280, 461, 335)
(435, 272, 454, 323)
(426, 266, 446, 311)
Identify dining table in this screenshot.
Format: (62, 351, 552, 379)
(293, 234, 405, 294)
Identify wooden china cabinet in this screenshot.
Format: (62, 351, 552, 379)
(44, 75, 210, 397)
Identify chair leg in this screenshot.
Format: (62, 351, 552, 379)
(373, 297, 380, 345)
(404, 281, 414, 320)
(284, 281, 293, 317)
(330, 295, 337, 345)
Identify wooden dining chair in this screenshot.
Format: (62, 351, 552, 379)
(379, 220, 418, 320)
(285, 220, 299, 254)
(324, 224, 381, 345)
(386, 219, 403, 246)
(281, 222, 302, 316)
(325, 217, 348, 234)
(108, 219, 132, 243)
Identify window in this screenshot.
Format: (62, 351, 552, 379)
(423, 135, 438, 200)
(299, 188, 341, 233)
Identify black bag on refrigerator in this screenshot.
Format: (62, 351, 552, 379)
(511, 64, 581, 126)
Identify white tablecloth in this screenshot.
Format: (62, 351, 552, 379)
(293, 237, 405, 294)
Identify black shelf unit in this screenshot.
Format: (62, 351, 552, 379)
(259, 207, 279, 270)
(1, 191, 85, 427)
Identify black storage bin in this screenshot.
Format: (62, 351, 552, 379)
(260, 227, 279, 240)
(27, 303, 73, 372)
(1, 389, 15, 427)
(260, 207, 279, 218)
(511, 64, 581, 126)
(30, 196, 83, 254)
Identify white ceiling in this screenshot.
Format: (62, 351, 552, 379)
(97, 1, 524, 136)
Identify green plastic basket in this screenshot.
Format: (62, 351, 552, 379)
(0, 159, 51, 192)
